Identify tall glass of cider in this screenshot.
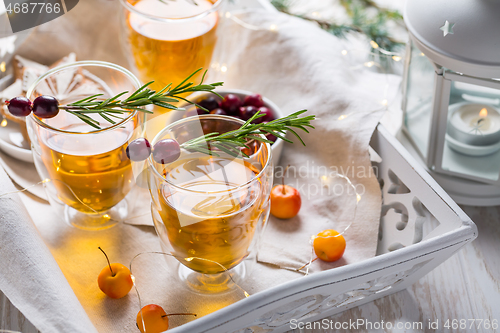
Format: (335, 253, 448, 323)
(120, 0, 224, 92)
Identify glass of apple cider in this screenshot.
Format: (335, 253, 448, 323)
(26, 61, 144, 230)
(148, 115, 273, 293)
(120, 0, 224, 92)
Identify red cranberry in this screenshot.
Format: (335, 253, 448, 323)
(198, 97, 220, 111)
(220, 94, 242, 115)
(201, 120, 216, 135)
(126, 138, 151, 161)
(6, 97, 32, 117)
(243, 94, 264, 108)
(33, 96, 59, 118)
(266, 133, 278, 143)
(257, 106, 274, 122)
(153, 139, 181, 164)
(209, 108, 227, 116)
(238, 105, 259, 121)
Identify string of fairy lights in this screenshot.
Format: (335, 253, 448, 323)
(211, 11, 405, 111)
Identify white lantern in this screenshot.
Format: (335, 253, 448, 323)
(401, 0, 500, 206)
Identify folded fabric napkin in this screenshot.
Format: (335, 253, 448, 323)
(0, 165, 97, 332)
(0, 1, 401, 331)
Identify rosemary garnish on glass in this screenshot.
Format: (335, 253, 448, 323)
(181, 110, 315, 158)
(59, 68, 223, 129)
(29, 67, 316, 160)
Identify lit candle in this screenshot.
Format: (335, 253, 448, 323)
(448, 103, 500, 146)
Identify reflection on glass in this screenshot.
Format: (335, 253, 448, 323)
(404, 40, 435, 158)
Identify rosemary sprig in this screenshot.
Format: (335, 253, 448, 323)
(181, 110, 315, 158)
(59, 68, 223, 129)
(271, 0, 405, 53)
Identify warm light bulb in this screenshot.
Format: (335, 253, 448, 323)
(370, 41, 379, 49)
(479, 108, 488, 117)
(0, 119, 7, 127)
(341, 50, 348, 56)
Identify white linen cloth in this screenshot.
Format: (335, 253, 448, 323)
(0, 0, 401, 331)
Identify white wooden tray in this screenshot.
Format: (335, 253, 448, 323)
(168, 123, 477, 333)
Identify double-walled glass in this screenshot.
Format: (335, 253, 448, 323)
(120, 0, 225, 92)
(148, 115, 273, 293)
(26, 61, 143, 230)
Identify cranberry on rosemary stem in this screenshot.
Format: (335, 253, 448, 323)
(6, 95, 60, 118)
(33, 95, 59, 118)
(152, 139, 181, 164)
(125, 109, 315, 165)
(6, 96, 32, 117)
(126, 138, 151, 161)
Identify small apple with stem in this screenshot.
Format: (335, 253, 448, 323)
(97, 247, 133, 299)
(136, 304, 196, 333)
(270, 165, 301, 219)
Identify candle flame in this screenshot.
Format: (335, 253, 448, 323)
(479, 108, 488, 117)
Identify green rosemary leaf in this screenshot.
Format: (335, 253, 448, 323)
(266, 130, 292, 143)
(67, 93, 104, 105)
(56, 68, 224, 129)
(180, 110, 315, 154)
(251, 136, 275, 144)
(172, 96, 207, 111)
(66, 111, 101, 129)
(210, 142, 244, 158)
(154, 83, 172, 96)
(271, 0, 404, 53)
(103, 112, 126, 120)
(152, 101, 182, 110)
(152, 96, 179, 103)
(99, 113, 116, 124)
(172, 68, 202, 91)
(284, 127, 305, 145)
(124, 81, 154, 101)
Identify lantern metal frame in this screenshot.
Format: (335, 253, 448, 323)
(401, 34, 500, 206)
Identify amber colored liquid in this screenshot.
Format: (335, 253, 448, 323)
(126, 0, 219, 92)
(40, 125, 133, 214)
(157, 155, 264, 274)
